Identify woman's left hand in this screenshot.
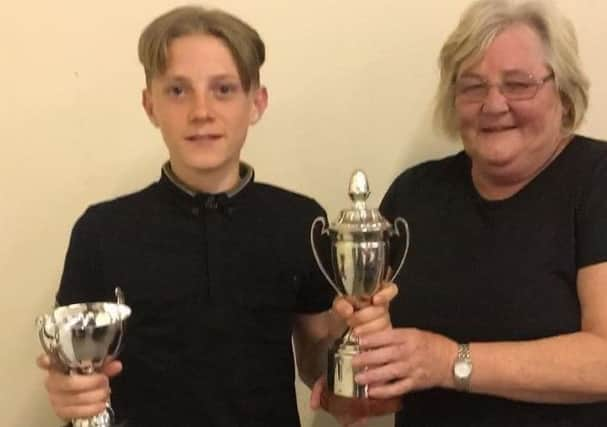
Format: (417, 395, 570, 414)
(352, 328, 458, 399)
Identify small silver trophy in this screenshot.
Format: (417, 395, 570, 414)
(37, 288, 131, 427)
(311, 170, 409, 399)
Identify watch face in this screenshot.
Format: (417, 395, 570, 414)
(454, 360, 472, 378)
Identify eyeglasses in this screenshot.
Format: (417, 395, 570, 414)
(455, 72, 554, 103)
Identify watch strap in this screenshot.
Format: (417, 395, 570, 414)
(454, 343, 472, 391)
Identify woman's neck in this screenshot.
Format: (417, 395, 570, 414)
(471, 136, 571, 201)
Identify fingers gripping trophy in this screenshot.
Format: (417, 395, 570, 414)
(37, 288, 131, 427)
(311, 170, 410, 415)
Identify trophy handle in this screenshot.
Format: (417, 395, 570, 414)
(36, 314, 55, 355)
(115, 287, 125, 306)
(37, 314, 68, 372)
(310, 216, 343, 296)
(109, 287, 126, 361)
(388, 217, 410, 282)
(105, 401, 115, 424)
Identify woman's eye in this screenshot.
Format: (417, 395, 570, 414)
(504, 81, 531, 91)
(466, 84, 485, 91)
(458, 83, 485, 94)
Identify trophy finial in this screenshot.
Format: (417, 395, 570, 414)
(348, 169, 370, 205)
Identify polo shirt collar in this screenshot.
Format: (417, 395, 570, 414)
(160, 161, 254, 199)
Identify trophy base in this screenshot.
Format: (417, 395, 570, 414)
(72, 407, 113, 427)
(320, 389, 403, 420)
(328, 339, 366, 398)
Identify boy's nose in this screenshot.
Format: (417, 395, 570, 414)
(189, 93, 213, 121)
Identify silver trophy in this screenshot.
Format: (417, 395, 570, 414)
(37, 288, 131, 427)
(311, 170, 410, 399)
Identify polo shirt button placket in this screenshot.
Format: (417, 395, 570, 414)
(205, 196, 217, 210)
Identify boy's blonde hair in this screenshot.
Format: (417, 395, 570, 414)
(138, 6, 265, 90)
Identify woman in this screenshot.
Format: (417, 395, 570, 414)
(351, 0, 607, 425)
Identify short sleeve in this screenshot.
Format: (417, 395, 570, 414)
(380, 173, 413, 278)
(56, 207, 107, 305)
(576, 152, 607, 268)
(380, 176, 399, 222)
(294, 204, 335, 314)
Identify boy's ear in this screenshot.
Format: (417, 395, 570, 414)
(142, 89, 159, 127)
(250, 86, 268, 125)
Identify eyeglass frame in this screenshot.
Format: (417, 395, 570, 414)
(454, 72, 555, 103)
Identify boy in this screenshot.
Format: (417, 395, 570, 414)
(37, 6, 395, 427)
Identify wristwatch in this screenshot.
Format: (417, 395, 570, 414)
(453, 343, 473, 391)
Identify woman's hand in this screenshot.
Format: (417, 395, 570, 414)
(353, 328, 457, 399)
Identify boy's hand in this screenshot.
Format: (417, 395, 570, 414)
(332, 282, 398, 337)
(36, 354, 122, 420)
(310, 376, 368, 427)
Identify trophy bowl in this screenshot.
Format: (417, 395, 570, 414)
(37, 288, 131, 427)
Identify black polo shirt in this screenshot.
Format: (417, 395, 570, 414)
(381, 135, 607, 426)
(56, 163, 333, 427)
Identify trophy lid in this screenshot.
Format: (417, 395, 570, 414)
(332, 170, 391, 233)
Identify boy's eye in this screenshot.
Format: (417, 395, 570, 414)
(167, 85, 185, 96)
(214, 83, 239, 96)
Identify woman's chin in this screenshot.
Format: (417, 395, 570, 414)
(474, 147, 519, 169)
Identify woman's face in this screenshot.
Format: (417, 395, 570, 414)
(455, 24, 565, 186)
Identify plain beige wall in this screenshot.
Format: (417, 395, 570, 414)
(1, 1, 606, 426)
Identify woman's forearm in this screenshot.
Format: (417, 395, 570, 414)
(467, 331, 607, 403)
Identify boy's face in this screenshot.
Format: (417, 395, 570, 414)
(143, 34, 267, 184)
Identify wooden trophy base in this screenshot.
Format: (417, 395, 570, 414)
(321, 388, 402, 421)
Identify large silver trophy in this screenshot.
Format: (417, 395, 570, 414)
(37, 288, 131, 427)
(311, 170, 410, 400)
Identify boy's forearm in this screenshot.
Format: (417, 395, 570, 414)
(297, 337, 332, 388)
(294, 311, 347, 389)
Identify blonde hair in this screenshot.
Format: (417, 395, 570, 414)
(434, 0, 589, 138)
(138, 5, 265, 90)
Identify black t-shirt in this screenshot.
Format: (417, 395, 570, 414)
(57, 166, 333, 427)
(381, 135, 607, 426)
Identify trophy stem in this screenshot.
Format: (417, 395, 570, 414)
(341, 328, 358, 346)
(76, 365, 95, 375)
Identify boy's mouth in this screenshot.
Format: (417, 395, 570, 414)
(185, 133, 222, 142)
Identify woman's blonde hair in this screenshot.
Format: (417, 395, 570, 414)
(138, 6, 265, 91)
(434, 0, 589, 138)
